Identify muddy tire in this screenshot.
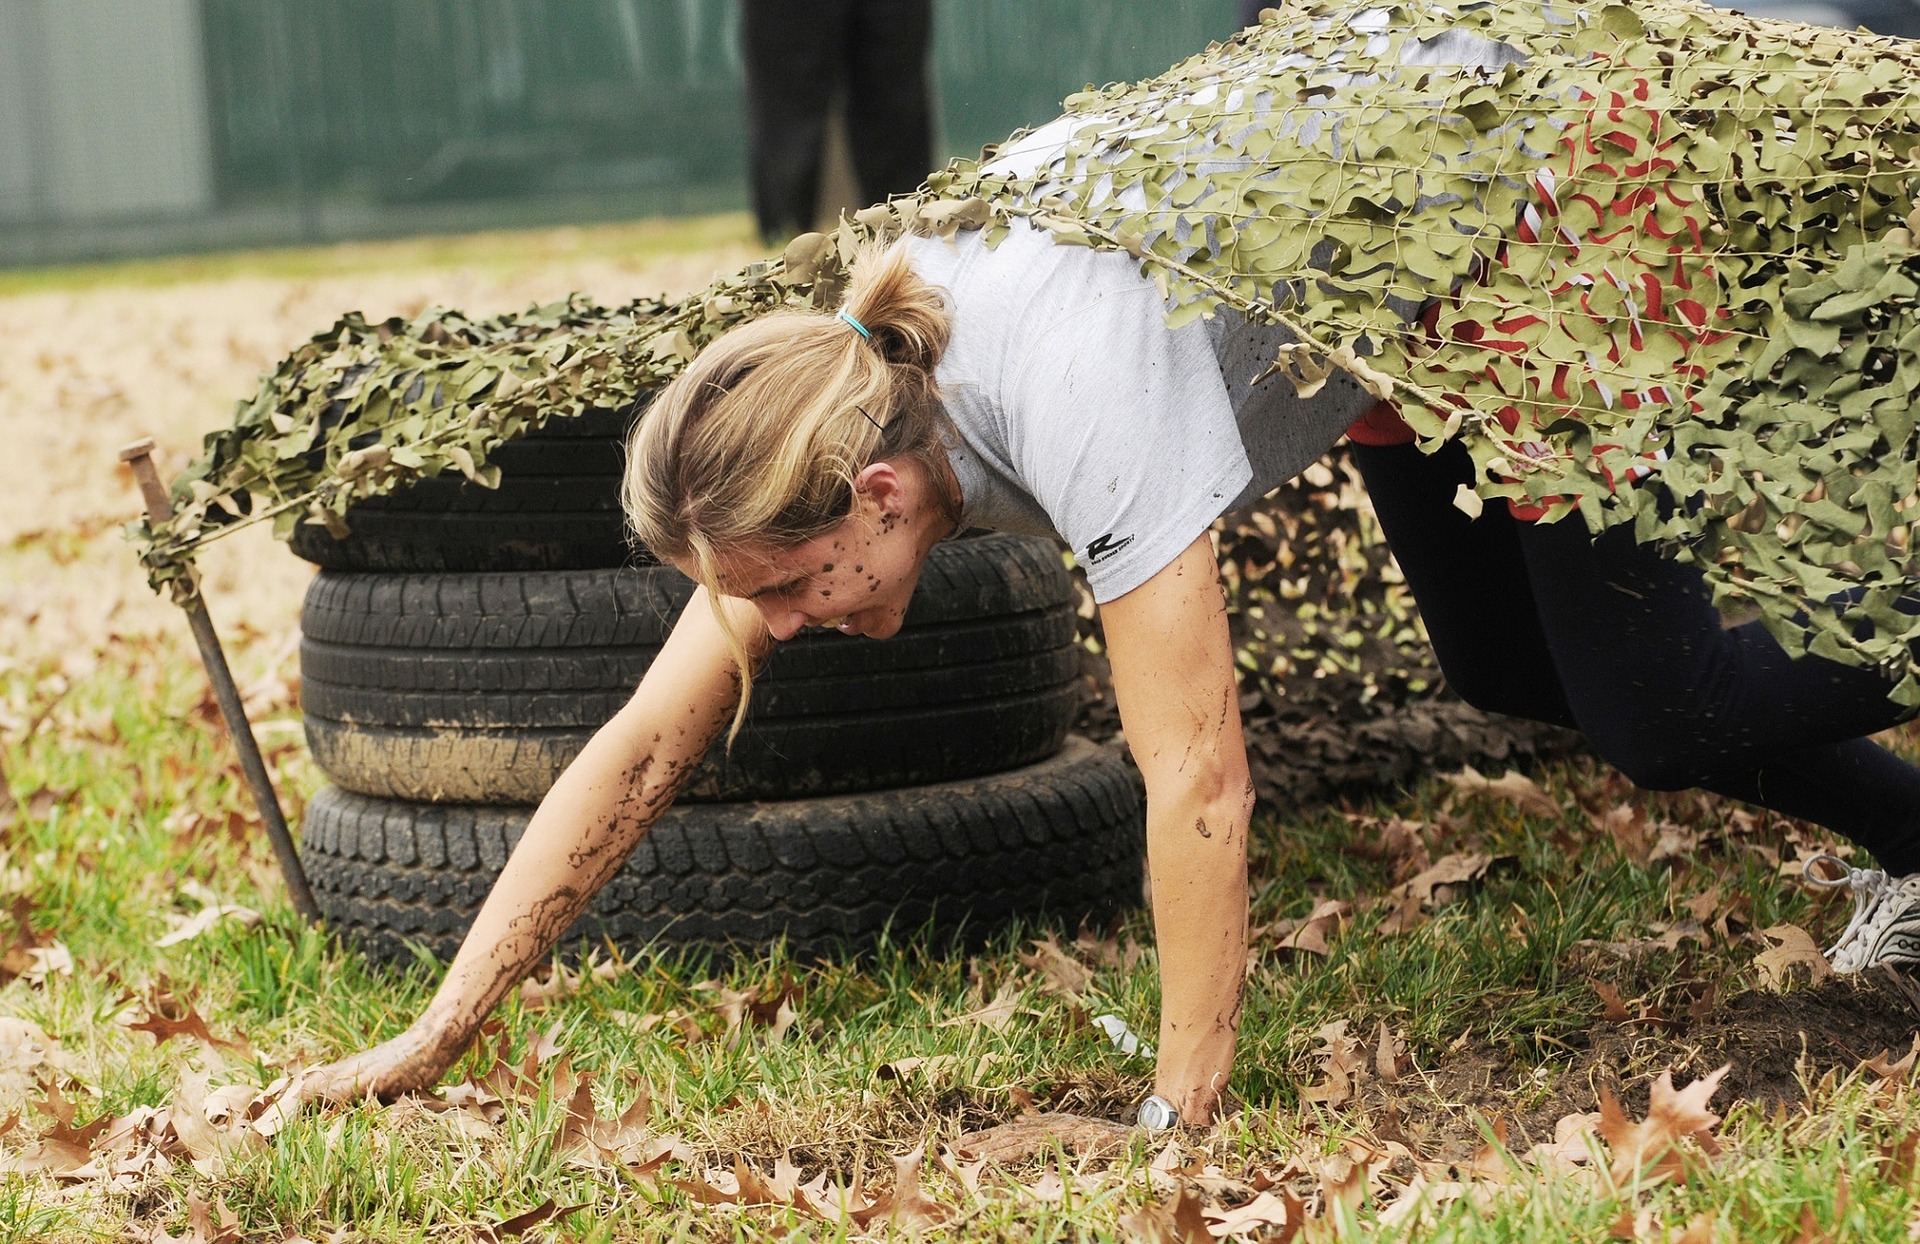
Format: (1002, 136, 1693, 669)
(300, 737, 1144, 964)
(300, 533, 1082, 803)
(288, 405, 641, 572)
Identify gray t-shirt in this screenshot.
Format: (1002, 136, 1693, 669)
(907, 15, 1526, 602)
(910, 224, 1371, 602)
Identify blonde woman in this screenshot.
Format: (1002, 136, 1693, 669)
(304, 2, 1920, 1121)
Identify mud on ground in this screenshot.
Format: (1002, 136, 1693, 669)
(1351, 970, 1920, 1161)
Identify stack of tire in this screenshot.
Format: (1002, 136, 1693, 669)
(294, 405, 1146, 964)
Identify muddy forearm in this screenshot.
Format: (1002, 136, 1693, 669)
(405, 712, 696, 1060)
(1147, 782, 1251, 1121)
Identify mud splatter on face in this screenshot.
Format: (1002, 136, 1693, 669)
(1195, 817, 1212, 839)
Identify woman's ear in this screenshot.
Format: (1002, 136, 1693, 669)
(853, 460, 909, 513)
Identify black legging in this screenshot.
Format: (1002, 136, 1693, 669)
(1350, 439, 1920, 875)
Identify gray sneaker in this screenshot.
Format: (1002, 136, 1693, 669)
(1804, 854, 1920, 973)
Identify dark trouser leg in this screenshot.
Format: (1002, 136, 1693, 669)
(1349, 439, 1576, 728)
(741, 0, 848, 241)
(1354, 440, 1920, 873)
(843, 0, 935, 203)
(1513, 511, 1920, 873)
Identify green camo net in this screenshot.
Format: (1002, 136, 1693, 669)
(142, 0, 1920, 698)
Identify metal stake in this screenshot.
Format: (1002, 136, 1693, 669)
(119, 438, 322, 925)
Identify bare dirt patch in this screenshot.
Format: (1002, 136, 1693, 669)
(1353, 971, 1920, 1161)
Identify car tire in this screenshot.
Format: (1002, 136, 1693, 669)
(300, 736, 1144, 963)
(299, 533, 1083, 803)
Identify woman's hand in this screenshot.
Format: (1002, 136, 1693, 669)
(299, 586, 765, 1109)
(1098, 534, 1254, 1125)
(299, 1024, 457, 1104)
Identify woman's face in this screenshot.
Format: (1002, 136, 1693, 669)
(681, 460, 953, 642)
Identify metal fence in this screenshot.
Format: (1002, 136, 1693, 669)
(0, 0, 1234, 267)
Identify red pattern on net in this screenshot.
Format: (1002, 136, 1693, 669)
(1345, 76, 1736, 519)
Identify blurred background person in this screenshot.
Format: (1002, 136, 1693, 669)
(739, 0, 936, 245)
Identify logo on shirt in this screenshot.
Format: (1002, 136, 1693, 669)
(1084, 532, 1134, 565)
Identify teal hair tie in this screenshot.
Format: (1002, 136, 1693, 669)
(837, 309, 873, 341)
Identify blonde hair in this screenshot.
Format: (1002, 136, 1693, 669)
(624, 239, 956, 737)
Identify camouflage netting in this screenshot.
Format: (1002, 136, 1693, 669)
(138, 0, 1920, 761)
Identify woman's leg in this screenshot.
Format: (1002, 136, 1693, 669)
(1354, 438, 1920, 874)
(1348, 439, 1577, 728)
(1513, 515, 1920, 874)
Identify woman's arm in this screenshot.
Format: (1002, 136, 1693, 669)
(1097, 533, 1253, 1125)
(303, 585, 769, 1101)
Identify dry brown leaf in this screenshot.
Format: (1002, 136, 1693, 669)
(1593, 980, 1632, 1024)
(1593, 801, 1652, 865)
(1207, 1188, 1303, 1239)
(1879, 1129, 1919, 1187)
(1317, 1151, 1370, 1219)
(1526, 1110, 1602, 1170)
(1074, 928, 1148, 972)
(518, 952, 622, 1009)
(155, 903, 261, 948)
(472, 1199, 590, 1243)
(953, 1112, 1132, 1164)
(1597, 1065, 1728, 1184)
(1019, 936, 1096, 1000)
(126, 1000, 251, 1056)
(1375, 1174, 1471, 1232)
(1865, 1035, 1920, 1082)
(1120, 1182, 1211, 1243)
(1376, 852, 1509, 935)
(866, 1145, 952, 1233)
(147, 1193, 242, 1244)
(551, 1071, 672, 1173)
(938, 982, 1024, 1032)
(1753, 924, 1831, 990)
(1299, 1020, 1367, 1108)
(1261, 899, 1351, 957)
(1460, 1117, 1513, 1183)
(1444, 765, 1558, 818)
(699, 976, 804, 1044)
(1373, 1021, 1407, 1082)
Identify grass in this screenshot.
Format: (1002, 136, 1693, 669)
(4, 623, 1916, 1242)
(3, 226, 1917, 1239)
(0, 212, 760, 297)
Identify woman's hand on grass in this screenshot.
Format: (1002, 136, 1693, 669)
(299, 1026, 454, 1104)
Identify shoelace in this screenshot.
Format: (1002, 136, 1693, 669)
(1804, 853, 1908, 973)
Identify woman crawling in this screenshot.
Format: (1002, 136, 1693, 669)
(303, 0, 1920, 1126)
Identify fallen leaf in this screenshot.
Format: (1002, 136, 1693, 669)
(1753, 924, 1831, 990)
(953, 1112, 1132, 1163)
(1260, 899, 1350, 957)
(148, 1193, 242, 1244)
(21, 942, 71, 986)
(1019, 937, 1096, 1000)
(1120, 1182, 1211, 1243)
(1205, 1188, 1301, 1238)
(126, 997, 251, 1056)
(1866, 1036, 1920, 1082)
(1299, 1020, 1368, 1108)
(1597, 1065, 1728, 1184)
(472, 1199, 590, 1243)
(1593, 980, 1632, 1023)
(1444, 766, 1558, 818)
(1373, 1021, 1406, 1081)
(518, 952, 622, 1009)
(155, 904, 261, 948)
(938, 982, 1024, 1032)
(1376, 852, 1509, 935)
(865, 1145, 952, 1232)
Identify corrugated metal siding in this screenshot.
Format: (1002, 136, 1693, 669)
(1, 0, 1233, 265)
(1, 0, 212, 223)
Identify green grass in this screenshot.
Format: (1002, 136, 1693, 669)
(0, 211, 759, 297)
(3, 619, 1913, 1242)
